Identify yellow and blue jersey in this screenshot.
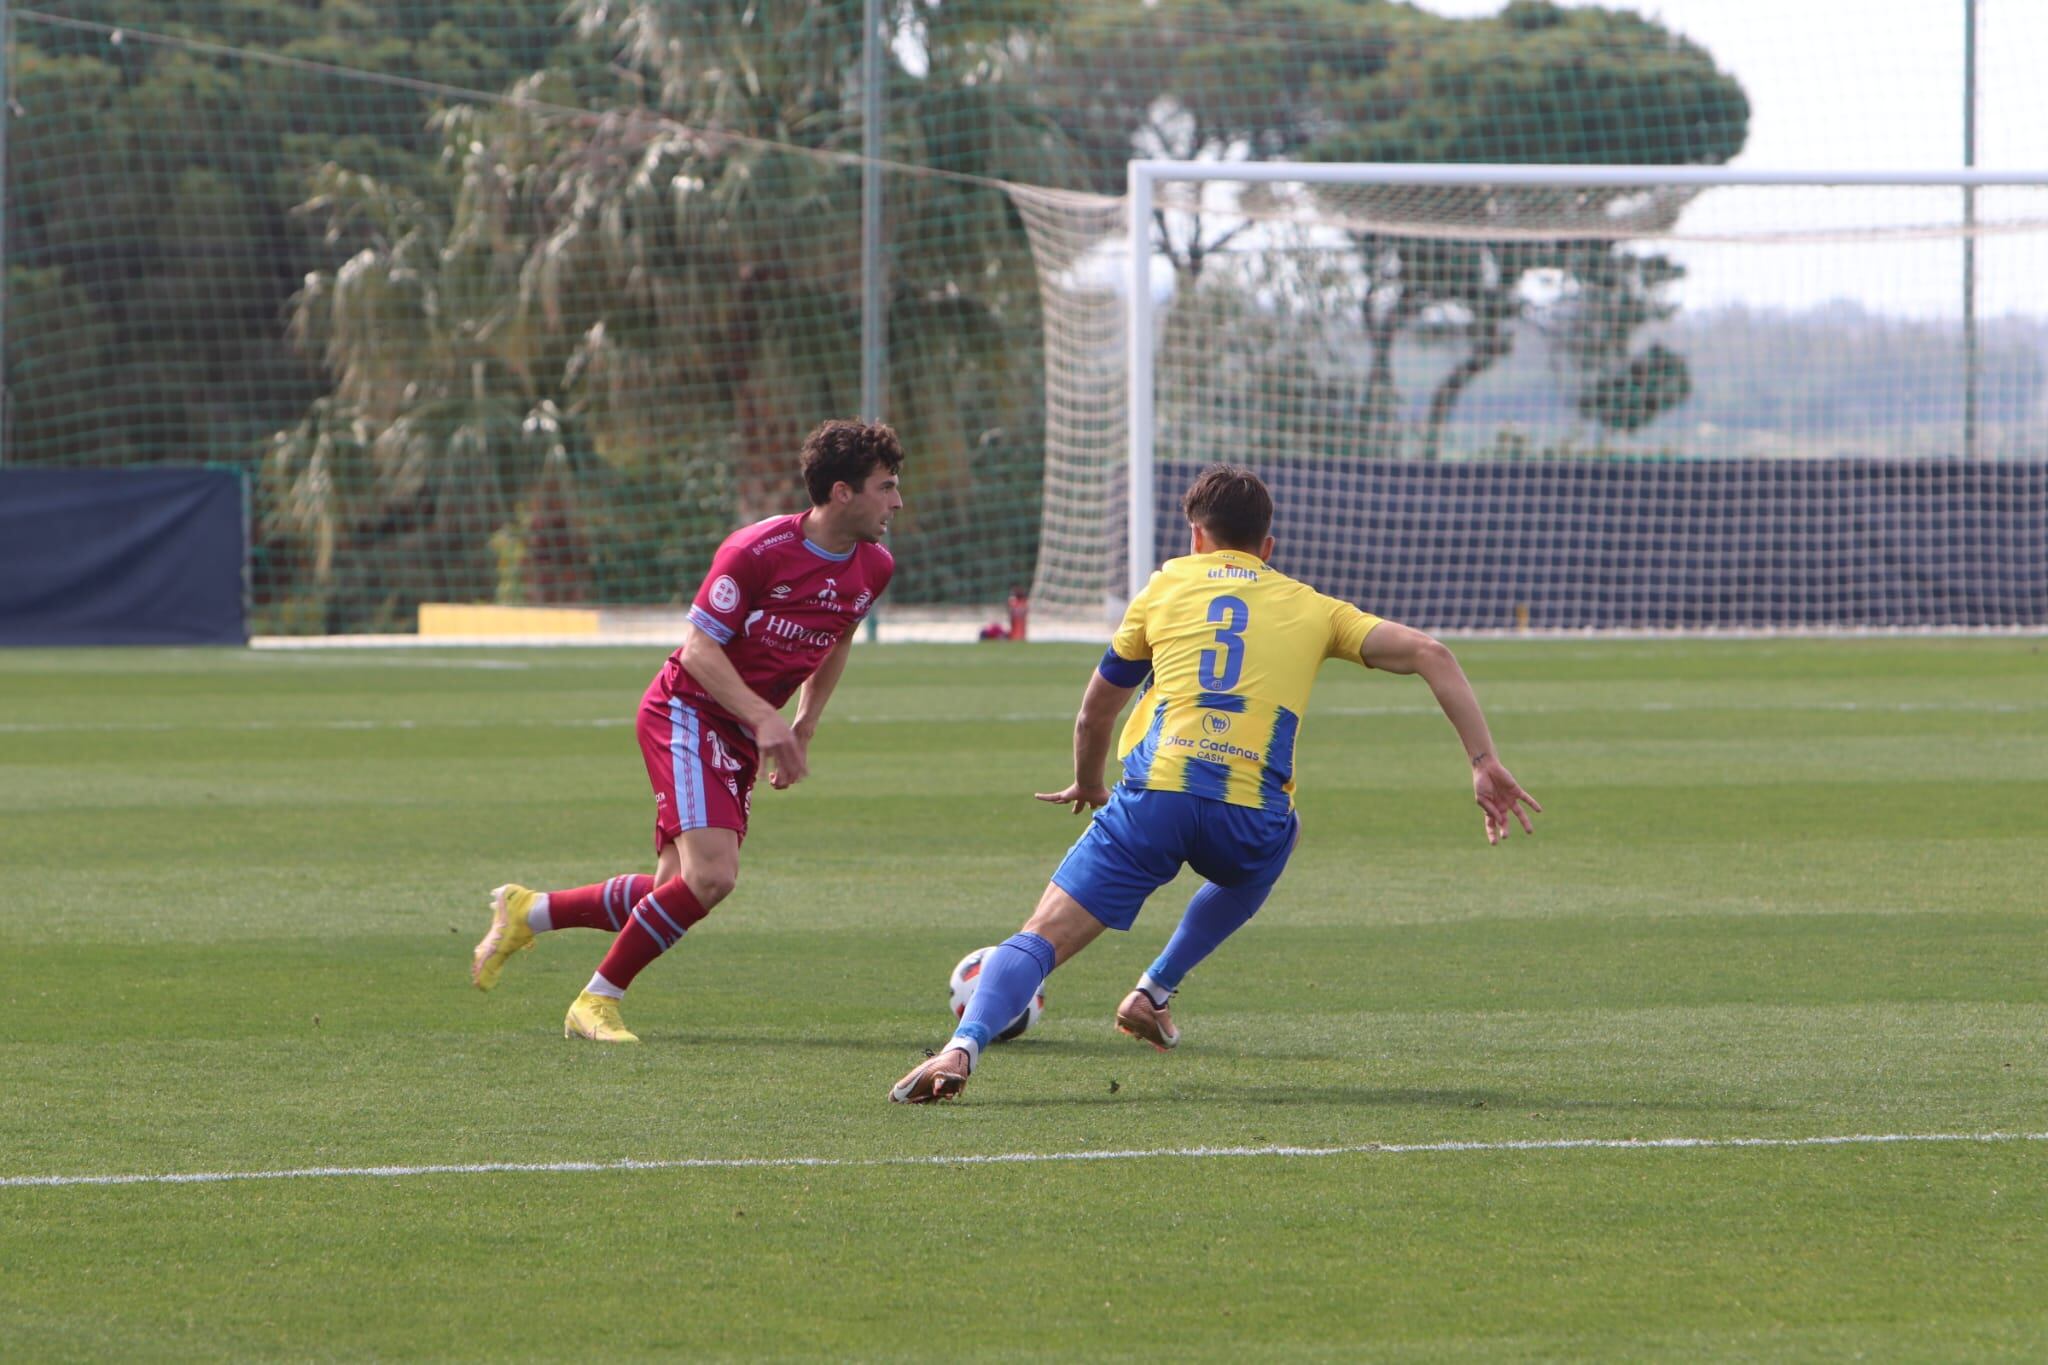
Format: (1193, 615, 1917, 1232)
(1099, 550, 1382, 812)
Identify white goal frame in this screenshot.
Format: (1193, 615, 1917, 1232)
(1123, 159, 2048, 605)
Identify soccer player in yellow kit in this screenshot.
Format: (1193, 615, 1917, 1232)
(892, 464, 1540, 1103)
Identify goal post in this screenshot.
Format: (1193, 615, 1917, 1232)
(1014, 159, 2048, 629)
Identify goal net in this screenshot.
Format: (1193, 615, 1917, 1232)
(1016, 163, 2048, 630)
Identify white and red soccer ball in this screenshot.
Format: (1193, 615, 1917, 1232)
(948, 946, 1045, 1043)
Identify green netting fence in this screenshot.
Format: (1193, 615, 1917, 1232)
(10, 1, 2022, 633)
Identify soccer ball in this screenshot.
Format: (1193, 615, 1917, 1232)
(948, 946, 1045, 1043)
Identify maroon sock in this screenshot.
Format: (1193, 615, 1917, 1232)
(546, 875, 654, 932)
(595, 878, 709, 991)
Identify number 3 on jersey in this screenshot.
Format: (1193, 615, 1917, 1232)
(1200, 595, 1250, 691)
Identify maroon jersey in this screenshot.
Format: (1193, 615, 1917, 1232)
(654, 513, 893, 728)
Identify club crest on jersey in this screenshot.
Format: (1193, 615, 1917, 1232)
(710, 575, 742, 612)
(853, 589, 873, 612)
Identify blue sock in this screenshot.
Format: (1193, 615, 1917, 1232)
(1145, 881, 1272, 994)
(953, 932, 1056, 1053)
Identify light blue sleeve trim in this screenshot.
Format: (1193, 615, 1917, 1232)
(688, 605, 734, 644)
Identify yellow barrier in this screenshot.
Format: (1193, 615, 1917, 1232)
(417, 604, 602, 637)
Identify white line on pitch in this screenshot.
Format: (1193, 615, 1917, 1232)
(6, 1131, 2043, 1191)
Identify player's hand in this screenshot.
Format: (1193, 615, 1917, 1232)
(759, 715, 808, 790)
(1034, 781, 1111, 815)
(1472, 756, 1540, 845)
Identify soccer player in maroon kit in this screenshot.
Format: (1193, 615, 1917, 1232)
(470, 420, 904, 1042)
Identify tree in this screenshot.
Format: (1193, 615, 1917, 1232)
(1577, 343, 1691, 437)
(1545, 247, 1692, 442)
(5, 3, 594, 483)
(267, 0, 1079, 622)
(1307, 0, 1748, 457)
(1020, 1, 1746, 459)
(267, 154, 575, 628)
(1032, 0, 1424, 280)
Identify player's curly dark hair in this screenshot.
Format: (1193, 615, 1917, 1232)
(1182, 464, 1272, 551)
(801, 420, 904, 505)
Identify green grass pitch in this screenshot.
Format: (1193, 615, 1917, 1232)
(2, 638, 2044, 1359)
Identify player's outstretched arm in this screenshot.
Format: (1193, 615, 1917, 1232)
(1359, 621, 1541, 845)
(1034, 670, 1134, 814)
(678, 622, 807, 789)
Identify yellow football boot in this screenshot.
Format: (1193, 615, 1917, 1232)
(565, 991, 639, 1043)
(470, 884, 538, 992)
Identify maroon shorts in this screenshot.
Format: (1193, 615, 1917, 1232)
(636, 690, 759, 853)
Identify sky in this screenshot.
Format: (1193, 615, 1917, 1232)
(1413, 0, 2048, 316)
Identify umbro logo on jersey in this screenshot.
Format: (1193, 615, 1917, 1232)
(770, 584, 793, 598)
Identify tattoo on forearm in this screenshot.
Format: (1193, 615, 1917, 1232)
(1470, 751, 1490, 768)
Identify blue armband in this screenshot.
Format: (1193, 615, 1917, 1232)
(1097, 648, 1150, 688)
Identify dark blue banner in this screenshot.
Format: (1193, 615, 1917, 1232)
(0, 468, 248, 645)
(1156, 458, 2048, 630)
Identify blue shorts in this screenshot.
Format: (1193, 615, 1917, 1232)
(1051, 788, 1300, 931)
